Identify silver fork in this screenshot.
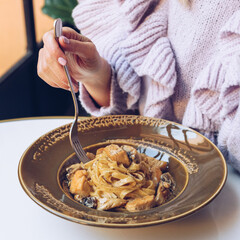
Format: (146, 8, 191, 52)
(54, 18, 89, 163)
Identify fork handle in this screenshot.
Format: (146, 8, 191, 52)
(64, 65, 79, 119)
(54, 19, 79, 120)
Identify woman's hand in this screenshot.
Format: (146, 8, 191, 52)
(37, 27, 111, 107)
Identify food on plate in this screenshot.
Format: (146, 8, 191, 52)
(66, 144, 175, 212)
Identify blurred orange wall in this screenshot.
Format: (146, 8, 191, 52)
(0, 0, 54, 76)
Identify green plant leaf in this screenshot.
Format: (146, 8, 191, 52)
(42, 0, 78, 26)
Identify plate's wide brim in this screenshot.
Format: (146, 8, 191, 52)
(18, 115, 227, 228)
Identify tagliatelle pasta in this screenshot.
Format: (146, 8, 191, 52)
(66, 144, 175, 212)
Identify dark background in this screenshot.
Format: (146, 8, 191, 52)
(0, 51, 88, 120)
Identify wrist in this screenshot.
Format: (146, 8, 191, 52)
(82, 58, 111, 107)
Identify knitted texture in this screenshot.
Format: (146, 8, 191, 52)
(73, 0, 240, 172)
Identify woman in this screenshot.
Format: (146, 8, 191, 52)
(37, 0, 240, 172)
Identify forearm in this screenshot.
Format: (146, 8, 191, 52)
(82, 58, 111, 107)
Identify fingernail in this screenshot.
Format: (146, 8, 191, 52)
(58, 57, 67, 66)
(62, 36, 70, 44)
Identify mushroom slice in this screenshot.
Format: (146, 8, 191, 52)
(155, 181, 170, 205)
(125, 195, 155, 212)
(121, 145, 142, 163)
(160, 172, 175, 188)
(77, 196, 97, 209)
(97, 198, 127, 211)
(155, 172, 175, 205)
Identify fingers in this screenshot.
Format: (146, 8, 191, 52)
(37, 47, 79, 92)
(37, 47, 68, 89)
(37, 27, 94, 93)
(42, 27, 96, 62)
(60, 37, 98, 60)
(42, 30, 66, 60)
(62, 27, 91, 42)
(38, 28, 80, 92)
(42, 27, 91, 59)
(58, 27, 97, 60)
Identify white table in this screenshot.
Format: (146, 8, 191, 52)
(1, 117, 240, 240)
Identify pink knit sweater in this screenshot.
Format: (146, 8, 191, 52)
(72, 0, 240, 172)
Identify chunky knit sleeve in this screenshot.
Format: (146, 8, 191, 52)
(217, 12, 240, 172)
(120, 4, 177, 118)
(183, 10, 240, 172)
(72, 0, 176, 118)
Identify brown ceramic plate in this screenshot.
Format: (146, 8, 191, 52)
(18, 115, 227, 228)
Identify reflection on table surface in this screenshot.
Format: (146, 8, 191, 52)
(0, 117, 239, 240)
